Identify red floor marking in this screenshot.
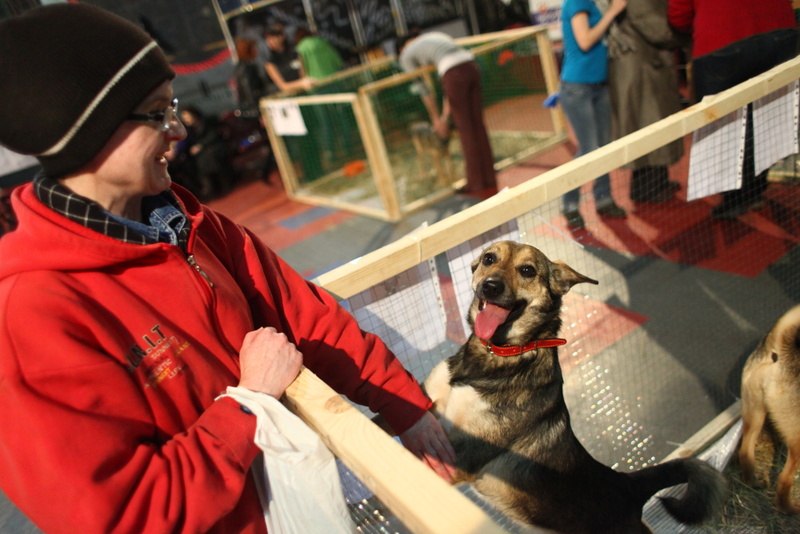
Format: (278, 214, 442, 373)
(533, 183, 800, 278)
(208, 179, 356, 252)
(270, 211, 355, 252)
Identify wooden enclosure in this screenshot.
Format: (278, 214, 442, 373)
(260, 26, 566, 221)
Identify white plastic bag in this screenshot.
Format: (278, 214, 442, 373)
(221, 386, 355, 534)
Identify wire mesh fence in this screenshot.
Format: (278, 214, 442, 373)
(315, 58, 800, 532)
(261, 27, 565, 221)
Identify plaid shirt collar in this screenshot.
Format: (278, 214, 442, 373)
(33, 174, 190, 250)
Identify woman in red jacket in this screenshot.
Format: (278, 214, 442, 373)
(668, 0, 797, 219)
(0, 5, 454, 533)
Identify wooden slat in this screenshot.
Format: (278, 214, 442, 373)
(358, 92, 403, 221)
(359, 65, 437, 96)
(662, 401, 741, 462)
(311, 57, 397, 90)
(285, 191, 391, 221)
(258, 97, 300, 194)
(284, 368, 511, 534)
(493, 133, 568, 170)
(271, 93, 359, 106)
(455, 26, 544, 47)
(466, 27, 544, 58)
(535, 31, 567, 135)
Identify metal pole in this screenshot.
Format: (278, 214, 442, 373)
(301, 0, 317, 33)
(389, 0, 407, 36)
(462, 0, 480, 35)
(345, 0, 369, 63)
(211, 0, 238, 62)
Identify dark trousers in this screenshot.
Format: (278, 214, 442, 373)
(442, 61, 497, 191)
(693, 28, 798, 207)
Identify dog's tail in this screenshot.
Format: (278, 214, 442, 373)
(774, 304, 800, 358)
(628, 458, 727, 524)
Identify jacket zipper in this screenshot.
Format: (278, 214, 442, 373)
(187, 254, 214, 287)
(185, 252, 239, 357)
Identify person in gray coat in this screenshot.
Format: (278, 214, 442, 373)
(607, 0, 683, 203)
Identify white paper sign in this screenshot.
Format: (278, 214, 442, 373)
(529, 0, 563, 41)
(265, 101, 308, 136)
(753, 80, 799, 176)
(686, 105, 746, 202)
(346, 261, 446, 362)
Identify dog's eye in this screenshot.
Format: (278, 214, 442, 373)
(482, 252, 497, 265)
(519, 265, 536, 278)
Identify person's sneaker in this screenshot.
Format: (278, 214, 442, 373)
(596, 202, 627, 218)
(631, 181, 681, 203)
(563, 209, 585, 229)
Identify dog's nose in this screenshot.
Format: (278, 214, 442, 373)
(481, 278, 505, 298)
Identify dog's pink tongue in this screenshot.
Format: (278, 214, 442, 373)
(475, 303, 511, 340)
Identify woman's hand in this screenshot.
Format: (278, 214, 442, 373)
(238, 327, 303, 398)
(399, 411, 457, 482)
(608, 0, 627, 17)
(433, 117, 450, 139)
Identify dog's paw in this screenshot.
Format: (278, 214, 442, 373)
(742, 474, 767, 489)
(776, 494, 800, 515)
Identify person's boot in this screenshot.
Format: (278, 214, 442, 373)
(632, 166, 675, 203)
(630, 168, 648, 203)
(596, 201, 627, 218)
(562, 208, 585, 229)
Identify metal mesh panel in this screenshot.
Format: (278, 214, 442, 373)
(333, 77, 800, 531)
(262, 28, 563, 220)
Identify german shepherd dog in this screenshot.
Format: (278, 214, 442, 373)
(424, 241, 726, 533)
(740, 304, 800, 514)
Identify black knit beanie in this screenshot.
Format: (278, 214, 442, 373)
(0, 4, 175, 177)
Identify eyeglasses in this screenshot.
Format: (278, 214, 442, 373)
(127, 98, 179, 131)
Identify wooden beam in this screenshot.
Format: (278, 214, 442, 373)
(284, 368, 512, 534)
(455, 26, 544, 48)
(662, 401, 741, 462)
(536, 31, 567, 135)
(358, 92, 403, 221)
(259, 97, 300, 195)
(288, 191, 392, 221)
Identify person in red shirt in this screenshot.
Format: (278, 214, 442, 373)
(668, 0, 798, 219)
(0, 5, 454, 533)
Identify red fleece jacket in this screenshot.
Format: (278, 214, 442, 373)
(667, 0, 797, 57)
(667, 0, 796, 57)
(0, 184, 431, 533)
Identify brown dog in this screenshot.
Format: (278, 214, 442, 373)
(739, 304, 800, 514)
(409, 121, 453, 186)
(425, 241, 726, 533)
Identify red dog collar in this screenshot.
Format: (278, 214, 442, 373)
(479, 337, 567, 357)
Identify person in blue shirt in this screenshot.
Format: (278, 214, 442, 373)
(560, 0, 628, 229)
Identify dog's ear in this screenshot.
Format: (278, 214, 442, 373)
(550, 261, 599, 296)
(471, 256, 480, 273)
